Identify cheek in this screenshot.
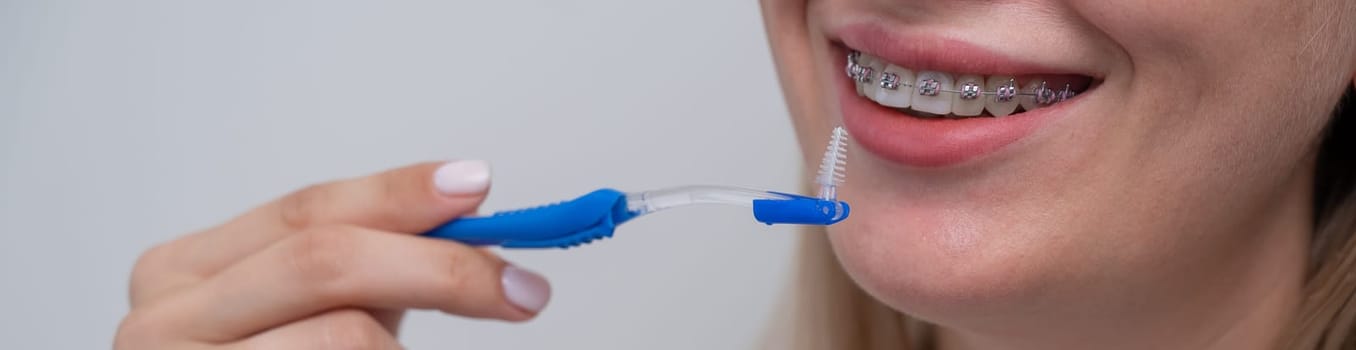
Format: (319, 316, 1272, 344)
(1067, 0, 1340, 204)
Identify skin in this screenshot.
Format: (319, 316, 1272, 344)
(762, 0, 1356, 349)
(117, 1, 1356, 349)
(115, 163, 538, 349)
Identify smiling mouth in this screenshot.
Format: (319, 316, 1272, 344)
(846, 49, 1100, 119)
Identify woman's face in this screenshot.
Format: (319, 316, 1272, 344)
(765, 0, 1356, 331)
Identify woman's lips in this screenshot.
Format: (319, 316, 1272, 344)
(833, 23, 1095, 77)
(832, 25, 1093, 168)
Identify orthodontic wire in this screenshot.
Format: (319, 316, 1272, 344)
(846, 51, 1076, 104)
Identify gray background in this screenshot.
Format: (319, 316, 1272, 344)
(0, 1, 806, 348)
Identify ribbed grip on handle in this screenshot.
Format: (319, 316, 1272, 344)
(422, 188, 636, 249)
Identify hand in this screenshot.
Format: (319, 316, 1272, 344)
(114, 161, 551, 349)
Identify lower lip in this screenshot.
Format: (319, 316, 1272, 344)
(838, 58, 1077, 168)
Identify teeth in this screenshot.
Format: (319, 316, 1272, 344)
(872, 64, 915, 108)
(847, 51, 1086, 118)
(1020, 79, 1049, 112)
(911, 71, 953, 115)
(985, 76, 1020, 117)
(951, 75, 985, 117)
(853, 55, 879, 96)
(859, 57, 886, 98)
(1056, 84, 1076, 103)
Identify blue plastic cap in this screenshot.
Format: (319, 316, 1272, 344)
(752, 192, 850, 226)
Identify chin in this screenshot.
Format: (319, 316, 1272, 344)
(825, 188, 1071, 325)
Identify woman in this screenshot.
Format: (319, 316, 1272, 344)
(116, 0, 1356, 349)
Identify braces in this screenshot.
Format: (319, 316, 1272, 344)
(847, 51, 1076, 105)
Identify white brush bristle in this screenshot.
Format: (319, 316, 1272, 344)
(816, 126, 849, 199)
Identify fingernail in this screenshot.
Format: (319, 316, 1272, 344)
(433, 160, 491, 195)
(501, 265, 551, 314)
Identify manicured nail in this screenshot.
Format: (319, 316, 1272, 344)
(501, 265, 551, 313)
(433, 160, 491, 195)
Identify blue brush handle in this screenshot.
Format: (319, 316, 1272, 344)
(422, 188, 637, 249)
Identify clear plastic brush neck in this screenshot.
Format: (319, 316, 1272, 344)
(624, 185, 791, 216)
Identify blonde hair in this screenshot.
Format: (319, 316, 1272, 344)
(1284, 88, 1356, 349)
(770, 89, 1356, 350)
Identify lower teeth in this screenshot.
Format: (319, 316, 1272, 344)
(902, 109, 947, 118)
(894, 107, 998, 119)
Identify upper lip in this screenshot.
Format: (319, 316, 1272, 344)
(829, 22, 1102, 79)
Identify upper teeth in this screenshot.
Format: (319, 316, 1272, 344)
(847, 51, 1077, 117)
